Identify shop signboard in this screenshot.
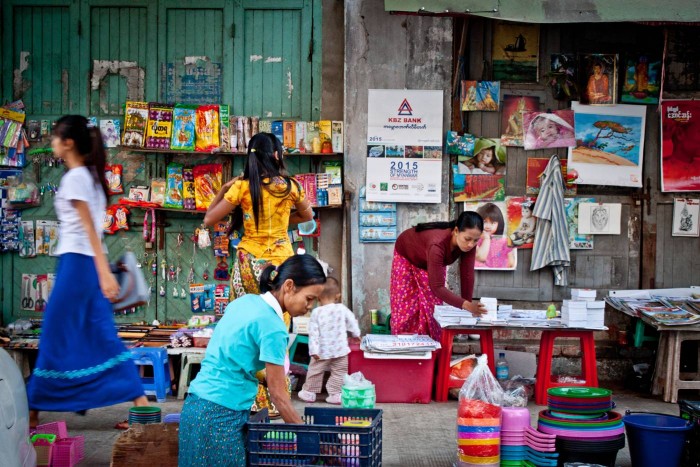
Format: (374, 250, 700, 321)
(365, 89, 443, 203)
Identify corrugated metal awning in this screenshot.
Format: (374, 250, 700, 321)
(384, 0, 700, 23)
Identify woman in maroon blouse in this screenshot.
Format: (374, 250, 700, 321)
(390, 211, 486, 340)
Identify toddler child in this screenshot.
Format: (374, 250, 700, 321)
(298, 277, 361, 405)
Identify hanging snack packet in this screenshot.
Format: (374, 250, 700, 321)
(145, 103, 174, 150)
(105, 164, 124, 195)
(163, 163, 184, 209)
(193, 164, 222, 211)
(195, 105, 220, 152)
(150, 178, 166, 206)
(171, 104, 197, 151)
(183, 167, 196, 211)
(114, 205, 130, 231)
(122, 101, 149, 147)
(103, 205, 118, 235)
(219, 104, 231, 151)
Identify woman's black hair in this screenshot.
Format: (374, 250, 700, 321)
(415, 211, 484, 233)
(54, 115, 109, 199)
(476, 203, 505, 235)
(259, 254, 327, 293)
(264, 132, 287, 173)
(243, 132, 301, 229)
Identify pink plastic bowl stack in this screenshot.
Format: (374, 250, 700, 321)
(499, 407, 530, 465)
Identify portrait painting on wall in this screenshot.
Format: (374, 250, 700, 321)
(661, 100, 700, 192)
(621, 54, 661, 104)
(464, 201, 517, 271)
(579, 54, 617, 105)
(500, 95, 540, 147)
(550, 53, 578, 100)
(492, 22, 540, 82)
(506, 197, 537, 249)
(568, 101, 645, 187)
(522, 110, 576, 150)
(453, 138, 506, 202)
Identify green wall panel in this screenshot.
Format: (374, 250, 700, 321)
(10, 6, 72, 115)
(88, 6, 150, 115)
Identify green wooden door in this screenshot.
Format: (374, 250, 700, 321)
(1, 0, 80, 119)
(81, 0, 158, 116)
(233, 0, 320, 120)
(158, 0, 234, 105)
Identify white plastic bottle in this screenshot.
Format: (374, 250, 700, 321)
(496, 352, 509, 381)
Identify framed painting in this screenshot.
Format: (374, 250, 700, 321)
(453, 138, 506, 202)
(578, 54, 617, 105)
(564, 198, 595, 249)
(500, 95, 540, 147)
(568, 102, 645, 187)
(621, 54, 661, 104)
(506, 196, 537, 249)
(549, 53, 578, 100)
(464, 201, 517, 270)
(522, 110, 575, 150)
(492, 22, 540, 83)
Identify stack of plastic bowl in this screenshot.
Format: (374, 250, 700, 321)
(457, 399, 501, 467)
(499, 407, 530, 466)
(536, 387, 625, 467)
(522, 426, 558, 466)
(128, 406, 162, 425)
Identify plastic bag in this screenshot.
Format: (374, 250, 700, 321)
(343, 371, 374, 390)
(458, 354, 504, 414)
(457, 354, 503, 465)
(450, 355, 477, 383)
(501, 376, 531, 407)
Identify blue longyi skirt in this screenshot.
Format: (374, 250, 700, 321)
(27, 253, 144, 412)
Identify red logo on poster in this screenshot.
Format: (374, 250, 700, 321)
(398, 99, 413, 116)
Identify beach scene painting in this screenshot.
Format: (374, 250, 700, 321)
(568, 101, 646, 187)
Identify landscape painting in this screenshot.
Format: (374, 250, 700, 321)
(568, 102, 645, 187)
(492, 22, 540, 82)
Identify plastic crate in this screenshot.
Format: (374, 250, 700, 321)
(52, 438, 78, 467)
(36, 421, 68, 439)
(679, 400, 700, 467)
(247, 407, 382, 466)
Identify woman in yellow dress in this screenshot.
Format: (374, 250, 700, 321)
(204, 132, 313, 416)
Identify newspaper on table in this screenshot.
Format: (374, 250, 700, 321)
(361, 334, 441, 358)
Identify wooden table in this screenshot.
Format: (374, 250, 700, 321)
(644, 317, 700, 403)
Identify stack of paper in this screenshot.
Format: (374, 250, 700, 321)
(434, 305, 479, 326)
(498, 304, 513, 320)
(479, 297, 498, 321)
(361, 334, 441, 357)
(562, 300, 588, 327)
(572, 289, 597, 302)
(587, 301, 606, 328)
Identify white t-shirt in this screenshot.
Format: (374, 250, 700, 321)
(54, 166, 107, 256)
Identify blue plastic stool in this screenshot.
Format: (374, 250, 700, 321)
(130, 347, 172, 402)
(289, 335, 310, 369)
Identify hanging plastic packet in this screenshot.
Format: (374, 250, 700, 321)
(105, 164, 124, 195)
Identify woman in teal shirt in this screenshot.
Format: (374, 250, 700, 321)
(179, 255, 326, 466)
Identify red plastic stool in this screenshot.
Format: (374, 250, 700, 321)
(434, 328, 495, 402)
(535, 330, 598, 405)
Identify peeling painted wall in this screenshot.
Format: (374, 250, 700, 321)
(345, 0, 454, 318)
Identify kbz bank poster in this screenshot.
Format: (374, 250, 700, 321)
(366, 89, 443, 203)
